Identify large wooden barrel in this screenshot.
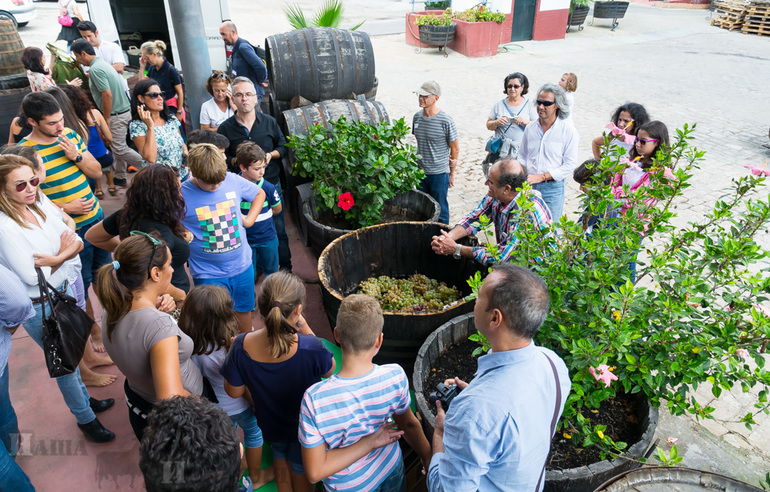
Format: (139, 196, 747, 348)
(266, 27, 376, 103)
(304, 189, 439, 257)
(0, 17, 26, 78)
(282, 99, 389, 137)
(596, 467, 763, 491)
(318, 221, 485, 378)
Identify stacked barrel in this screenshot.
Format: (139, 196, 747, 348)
(0, 17, 31, 144)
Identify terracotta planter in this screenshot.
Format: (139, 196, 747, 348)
(318, 222, 484, 377)
(414, 314, 659, 492)
(448, 18, 506, 58)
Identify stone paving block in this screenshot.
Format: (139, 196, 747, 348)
(695, 416, 730, 437)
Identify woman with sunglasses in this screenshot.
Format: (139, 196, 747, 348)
(0, 154, 116, 443)
(200, 72, 236, 131)
(485, 73, 538, 164)
(95, 232, 203, 440)
(129, 79, 188, 180)
(591, 102, 650, 159)
(85, 164, 191, 304)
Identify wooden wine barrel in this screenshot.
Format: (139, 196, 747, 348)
(266, 27, 376, 103)
(596, 467, 762, 491)
(304, 189, 439, 257)
(282, 99, 390, 137)
(0, 17, 26, 78)
(318, 221, 485, 377)
(0, 85, 29, 144)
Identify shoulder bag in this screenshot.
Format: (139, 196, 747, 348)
(36, 267, 92, 378)
(484, 99, 530, 155)
(535, 351, 563, 492)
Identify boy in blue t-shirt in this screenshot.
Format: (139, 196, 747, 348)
(299, 295, 431, 491)
(236, 142, 282, 280)
(181, 143, 265, 333)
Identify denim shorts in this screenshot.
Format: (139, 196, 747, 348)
(270, 440, 305, 475)
(230, 408, 264, 449)
(193, 264, 255, 313)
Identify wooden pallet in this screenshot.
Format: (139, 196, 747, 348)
(712, 17, 744, 29)
(742, 23, 770, 34)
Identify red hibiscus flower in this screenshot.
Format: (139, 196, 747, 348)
(338, 192, 355, 211)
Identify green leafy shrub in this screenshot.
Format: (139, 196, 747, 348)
(468, 125, 770, 456)
(415, 8, 454, 26)
(287, 116, 424, 229)
(454, 4, 506, 23)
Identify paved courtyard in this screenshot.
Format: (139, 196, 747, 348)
(14, 0, 770, 488)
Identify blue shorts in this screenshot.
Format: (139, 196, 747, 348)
(270, 440, 305, 475)
(230, 408, 263, 449)
(193, 264, 255, 313)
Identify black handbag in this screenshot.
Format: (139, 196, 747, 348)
(36, 267, 92, 378)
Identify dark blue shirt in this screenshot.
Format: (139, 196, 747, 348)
(217, 113, 286, 184)
(220, 333, 334, 443)
(146, 60, 182, 104)
(230, 38, 267, 97)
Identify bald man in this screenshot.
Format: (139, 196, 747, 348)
(219, 21, 268, 103)
(431, 158, 553, 265)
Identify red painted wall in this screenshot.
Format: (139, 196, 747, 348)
(532, 0, 568, 41)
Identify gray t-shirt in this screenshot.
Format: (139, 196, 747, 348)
(412, 109, 458, 175)
(88, 57, 131, 115)
(102, 308, 203, 402)
(488, 98, 538, 158)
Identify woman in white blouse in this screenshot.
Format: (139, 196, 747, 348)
(0, 155, 116, 443)
(199, 71, 236, 131)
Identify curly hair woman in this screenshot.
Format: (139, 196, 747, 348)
(85, 165, 191, 302)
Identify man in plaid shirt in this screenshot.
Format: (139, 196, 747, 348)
(431, 159, 553, 265)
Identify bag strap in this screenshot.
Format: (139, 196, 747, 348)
(35, 267, 56, 323)
(535, 351, 562, 492)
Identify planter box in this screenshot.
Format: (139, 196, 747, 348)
(418, 23, 456, 47)
(591, 1, 630, 30)
(405, 11, 512, 57)
(567, 6, 590, 31)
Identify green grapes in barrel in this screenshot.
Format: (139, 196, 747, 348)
(358, 274, 461, 312)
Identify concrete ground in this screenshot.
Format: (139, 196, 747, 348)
(13, 0, 770, 489)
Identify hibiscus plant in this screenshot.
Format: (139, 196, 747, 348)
(287, 116, 424, 229)
(469, 124, 770, 456)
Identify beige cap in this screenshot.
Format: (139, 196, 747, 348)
(415, 80, 441, 97)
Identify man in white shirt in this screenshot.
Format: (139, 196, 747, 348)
(517, 84, 579, 220)
(77, 21, 130, 97)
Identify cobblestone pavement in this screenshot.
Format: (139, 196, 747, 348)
(19, 0, 770, 483)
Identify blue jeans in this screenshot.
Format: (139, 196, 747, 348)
(76, 217, 112, 299)
(272, 182, 292, 271)
(370, 459, 406, 492)
(230, 408, 264, 448)
(270, 440, 305, 475)
(532, 179, 565, 220)
(25, 285, 96, 425)
(419, 173, 450, 225)
(250, 237, 279, 279)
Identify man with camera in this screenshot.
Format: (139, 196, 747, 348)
(427, 263, 571, 492)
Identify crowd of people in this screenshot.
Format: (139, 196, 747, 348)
(0, 10, 675, 491)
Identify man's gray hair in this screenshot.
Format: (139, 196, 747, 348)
(537, 83, 570, 120)
(497, 158, 527, 192)
(487, 263, 550, 340)
(231, 76, 254, 91)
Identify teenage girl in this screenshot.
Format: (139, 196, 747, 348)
(221, 271, 335, 492)
(591, 102, 650, 159)
(558, 72, 577, 118)
(180, 285, 275, 491)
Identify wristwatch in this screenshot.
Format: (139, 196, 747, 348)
(74, 153, 83, 163)
(453, 244, 462, 260)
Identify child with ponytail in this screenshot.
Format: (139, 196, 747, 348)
(181, 285, 274, 491)
(221, 271, 335, 492)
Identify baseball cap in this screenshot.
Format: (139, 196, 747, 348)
(415, 80, 441, 97)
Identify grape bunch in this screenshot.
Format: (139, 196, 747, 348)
(358, 274, 461, 312)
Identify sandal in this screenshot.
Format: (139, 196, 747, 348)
(94, 189, 104, 199)
(107, 187, 117, 196)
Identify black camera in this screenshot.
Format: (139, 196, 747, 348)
(428, 382, 461, 410)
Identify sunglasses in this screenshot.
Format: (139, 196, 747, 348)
(507, 84, 522, 89)
(536, 100, 556, 107)
(130, 230, 163, 278)
(637, 138, 659, 145)
(143, 91, 165, 99)
(211, 72, 230, 81)
(14, 176, 40, 192)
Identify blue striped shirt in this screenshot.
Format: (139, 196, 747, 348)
(299, 364, 410, 491)
(0, 264, 35, 376)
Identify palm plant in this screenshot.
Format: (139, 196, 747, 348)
(284, 0, 365, 30)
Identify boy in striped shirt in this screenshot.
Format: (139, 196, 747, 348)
(300, 295, 431, 491)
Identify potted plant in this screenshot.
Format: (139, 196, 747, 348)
(414, 125, 770, 490)
(591, 0, 630, 30)
(415, 8, 456, 48)
(568, 0, 592, 31)
(448, 4, 508, 57)
(287, 116, 439, 254)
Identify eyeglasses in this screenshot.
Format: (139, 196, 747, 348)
(507, 84, 522, 89)
(637, 138, 659, 145)
(233, 92, 255, 99)
(14, 176, 40, 192)
(536, 100, 556, 107)
(130, 230, 162, 278)
(143, 91, 165, 99)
